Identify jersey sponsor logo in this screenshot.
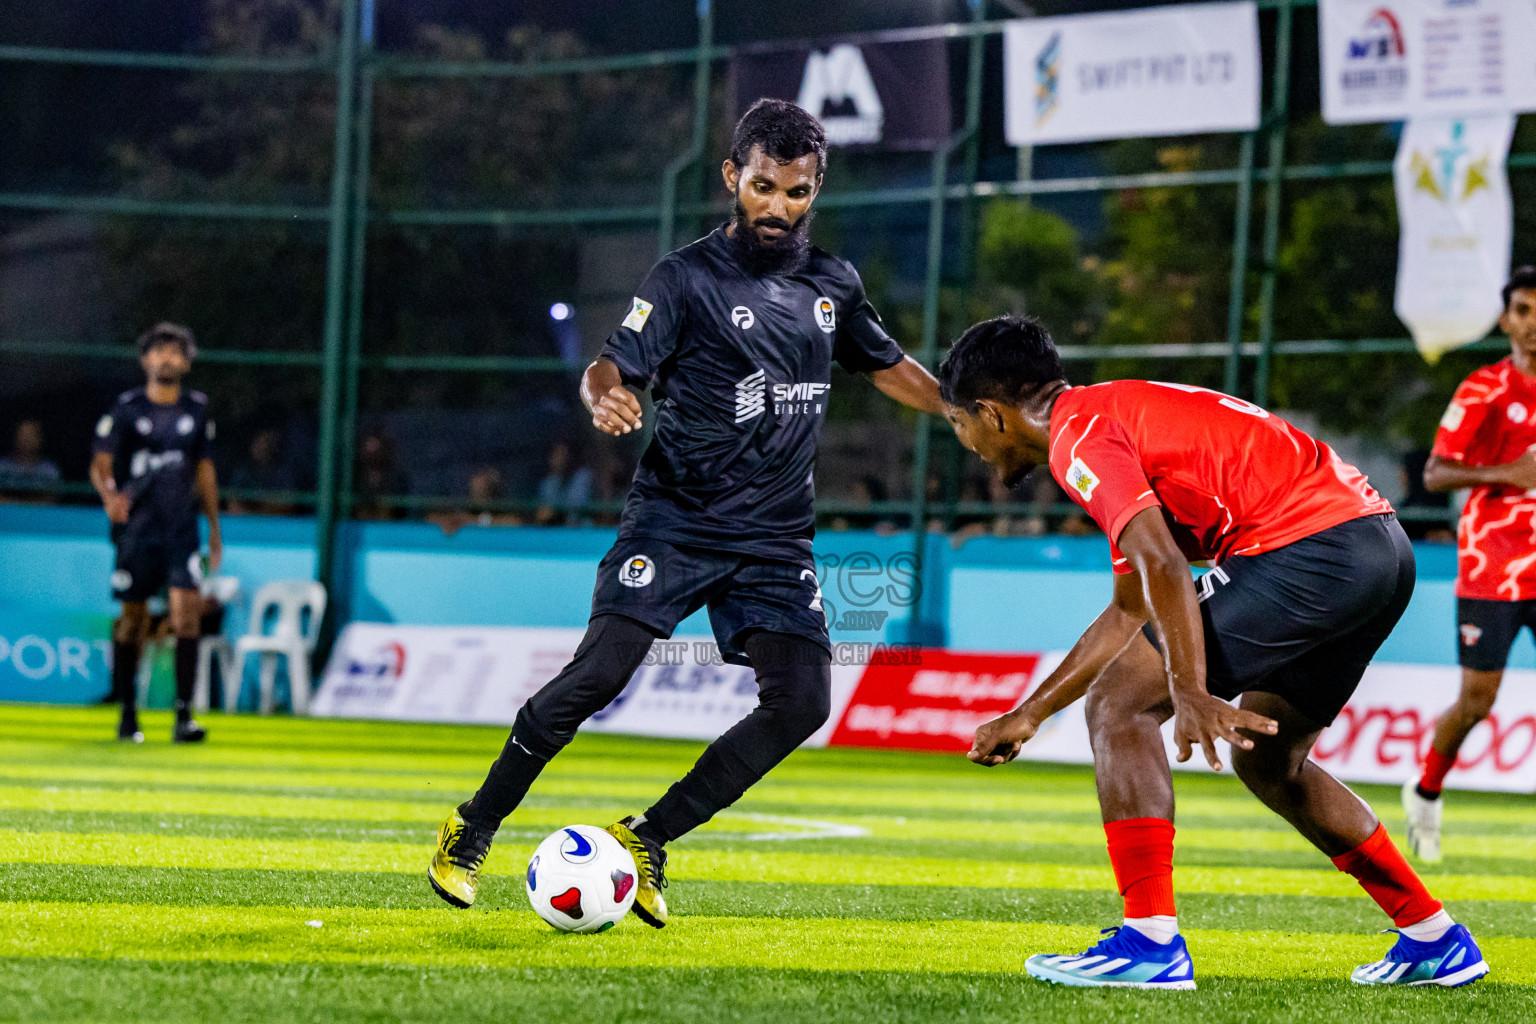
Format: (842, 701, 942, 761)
(814, 296, 836, 334)
(731, 305, 756, 330)
(619, 554, 655, 588)
(621, 296, 654, 333)
(135, 417, 153, 435)
(1509, 402, 1529, 424)
(1064, 457, 1100, 501)
(96, 415, 113, 438)
(773, 381, 831, 416)
(1461, 623, 1483, 647)
(1440, 401, 1466, 432)
(110, 569, 133, 592)
(176, 414, 195, 435)
(129, 449, 186, 479)
(735, 369, 767, 423)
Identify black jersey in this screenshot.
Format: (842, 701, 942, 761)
(93, 387, 214, 541)
(599, 227, 905, 561)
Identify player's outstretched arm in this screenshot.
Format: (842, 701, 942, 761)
(1118, 508, 1277, 770)
(968, 575, 1147, 767)
(196, 458, 222, 572)
(580, 357, 643, 437)
(1423, 452, 1536, 492)
(870, 356, 944, 415)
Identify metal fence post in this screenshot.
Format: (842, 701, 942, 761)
(1254, 0, 1294, 407)
(1224, 131, 1256, 395)
(313, 0, 361, 602)
(659, 0, 714, 256)
(904, 0, 985, 642)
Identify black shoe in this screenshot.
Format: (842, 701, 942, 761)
(173, 719, 207, 744)
(117, 719, 144, 744)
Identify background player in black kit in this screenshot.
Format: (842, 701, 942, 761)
(429, 100, 944, 923)
(90, 322, 222, 744)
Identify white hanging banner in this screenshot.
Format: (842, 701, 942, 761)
(1319, 0, 1536, 125)
(1002, 2, 1260, 147)
(1393, 115, 1514, 361)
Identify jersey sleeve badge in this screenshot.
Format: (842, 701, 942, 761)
(1065, 457, 1100, 501)
(622, 297, 654, 333)
(1439, 401, 1466, 432)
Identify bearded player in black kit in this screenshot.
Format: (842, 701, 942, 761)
(90, 323, 221, 744)
(428, 100, 944, 924)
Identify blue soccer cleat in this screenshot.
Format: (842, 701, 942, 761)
(1351, 924, 1489, 987)
(1025, 926, 1196, 990)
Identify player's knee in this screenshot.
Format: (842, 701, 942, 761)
(1460, 680, 1500, 721)
(114, 608, 148, 643)
(510, 705, 564, 761)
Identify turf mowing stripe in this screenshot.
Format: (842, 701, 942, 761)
(0, 900, 1530, 982)
(7, 829, 1535, 902)
(7, 863, 1536, 938)
(7, 785, 1536, 863)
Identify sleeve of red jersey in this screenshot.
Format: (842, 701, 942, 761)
(1050, 414, 1161, 574)
(1431, 378, 1494, 462)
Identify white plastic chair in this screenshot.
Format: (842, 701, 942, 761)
(193, 575, 243, 713)
(232, 580, 327, 715)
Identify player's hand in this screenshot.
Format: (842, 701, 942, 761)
(1171, 690, 1277, 772)
(207, 537, 223, 573)
(103, 492, 131, 524)
(969, 709, 1039, 767)
(590, 386, 643, 436)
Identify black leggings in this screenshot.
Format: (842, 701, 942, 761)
(465, 614, 831, 843)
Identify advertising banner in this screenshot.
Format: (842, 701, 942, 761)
(315, 626, 1536, 792)
(1393, 115, 1514, 360)
(731, 40, 950, 149)
(1319, 0, 1536, 125)
(1002, 3, 1260, 146)
(0, 602, 113, 704)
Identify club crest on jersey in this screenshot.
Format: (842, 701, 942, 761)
(1065, 457, 1100, 500)
(621, 296, 654, 333)
(731, 305, 755, 330)
(813, 296, 836, 334)
(619, 554, 655, 588)
(1461, 623, 1483, 647)
(1509, 402, 1529, 424)
(176, 414, 195, 435)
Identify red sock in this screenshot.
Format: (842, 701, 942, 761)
(1105, 817, 1176, 918)
(1330, 824, 1444, 927)
(1419, 748, 1455, 795)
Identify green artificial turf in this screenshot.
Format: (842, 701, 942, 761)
(1, 703, 1531, 1023)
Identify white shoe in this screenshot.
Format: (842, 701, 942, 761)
(1401, 777, 1443, 863)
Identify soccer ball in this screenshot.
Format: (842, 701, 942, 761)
(525, 825, 638, 933)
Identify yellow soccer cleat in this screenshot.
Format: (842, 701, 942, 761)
(605, 817, 669, 928)
(427, 804, 495, 909)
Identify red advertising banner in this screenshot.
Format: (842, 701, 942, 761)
(828, 650, 1040, 752)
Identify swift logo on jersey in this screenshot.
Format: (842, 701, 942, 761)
(773, 381, 831, 416)
(735, 370, 767, 423)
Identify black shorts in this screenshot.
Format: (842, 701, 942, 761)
(111, 528, 202, 603)
(1145, 513, 1415, 726)
(1456, 597, 1536, 672)
(590, 536, 830, 666)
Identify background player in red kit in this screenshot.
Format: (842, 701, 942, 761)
(1404, 266, 1536, 862)
(941, 315, 1487, 990)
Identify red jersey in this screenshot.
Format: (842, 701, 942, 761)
(1048, 381, 1393, 574)
(1431, 358, 1536, 601)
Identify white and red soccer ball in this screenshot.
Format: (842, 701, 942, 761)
(525, 825, 638, 933)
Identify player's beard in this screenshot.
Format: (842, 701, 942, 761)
(728, 198, 812, 275)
